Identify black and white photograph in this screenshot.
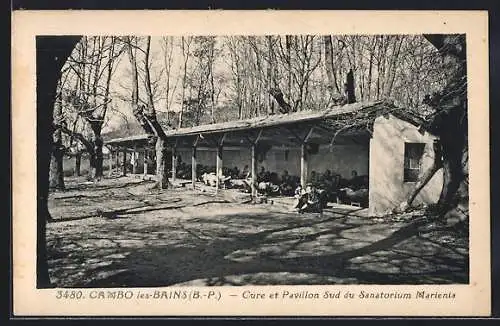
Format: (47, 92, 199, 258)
(12, 10, 490, 316)
(38, 33, 469, 287)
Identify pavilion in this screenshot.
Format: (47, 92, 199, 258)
(104, 100, 443, 216)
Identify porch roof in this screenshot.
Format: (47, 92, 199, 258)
(104, 100, 426, 148)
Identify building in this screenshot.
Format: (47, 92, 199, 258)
(104, 100, 443, 216)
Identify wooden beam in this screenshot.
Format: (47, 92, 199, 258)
(115, 149, 119, 174)
(191, 146, 197, 189)
(300, 142, 307, 187)
(193, 134, 200, 147)
(304, 127, 315, 143)
(254, 129, 263, 144)
(244, 128, 264, 145)
(219, 132, 227, 146)
(133, 144, 139, 174)
(122, 149, 127, 176)
(215, 144, 223, 195)
(171, 147, 177, 183)
(251, 143, 257, 201)
(143, 149, 148, 177)
(299, 126, 315, 187)
(108, 150, 113, 177)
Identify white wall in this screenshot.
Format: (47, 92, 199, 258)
(369, 114, 443, 216)
(309, 144, 369, 179)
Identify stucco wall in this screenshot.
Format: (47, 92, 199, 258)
(368, 114, 443, 216)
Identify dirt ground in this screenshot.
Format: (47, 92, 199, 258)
(47, 175, 469, 287)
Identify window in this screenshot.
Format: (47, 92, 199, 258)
(404, 143, 425, 182)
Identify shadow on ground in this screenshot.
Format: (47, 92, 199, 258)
(46, 176, 469, 287)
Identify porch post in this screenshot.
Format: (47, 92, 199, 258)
(251, 143, 257, 200)
(133, 144, 139, 174)
(192, 146, 197, 189)
(114, 149, 119, 174)
(300, 127, 314, 187)
(122, 149, 127, 176)
(300, 143, 307, 187)
(215, 133, 226, 195)
(250, 129, 263, 202)
(171, 147, 177, 183)
(216, 145, 223, 194)
(143, 149, 148, 177)
(108, 147, 113, 177)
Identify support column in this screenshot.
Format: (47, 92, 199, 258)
(249, 129, 263, 202)
(251, 143, 257, 200)
(133, 145, 139, 174)
(171, 148, 177, 183)
(143, 149, 148, 177)
(300, 127, 314, 187)
(108, 149, 113, 177)
(122, 149, 127, 176)
(216, 145, 223, 194)
(192, 146, 197, 189)
(300, 143, 308, 187)
(114, 150, 119, 174)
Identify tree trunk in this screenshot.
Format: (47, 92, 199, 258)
(324, 35, 343, 103)
(416, 34, 468, 217)
(345, 69, 356, 103)
(49, 91, 65, 190)
(74, 153, 81, 176)
(437, 127, 466, 211)
(48, 151, 64, 190)
(36, 36, 80, 288)
(155, 137, 169, 189)
(383, 36, 403, 98)
(94, 139, 104, 179)
(88, 123, 104, 180)
(270, 88, 292, 113)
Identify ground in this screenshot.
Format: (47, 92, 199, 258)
(47, 175, 469, 287)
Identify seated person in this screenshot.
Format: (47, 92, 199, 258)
(232, 166, 240, 178)
(258, 181, 280, 196)
(292, 184, 305, 210)
(296, 184, 322, 214)
(281, 170, 290, 184)
(280, 182, 295, 197)
(269, 172, 280, 185)
(338, 187, 369, 207)
(338, 171, 369, 207)
(239, 165, 250, 179)
(201, 172, 218, 186)
(257, 166, 267, 183)
(349, 170, 365, 190)
(322, 170, 341, 201)
(230, 178, 248, 189)
(309, 170, 321, 187)
(218, 167, 232, 183)
(320, 170, 334, 187)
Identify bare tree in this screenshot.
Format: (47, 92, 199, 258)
(323, 35, 345, 104)
(125, 36, 170, 189)
(179, 36, 192, 128)
(61, 36, 121, 180)
(49, 81, 65, 190)
(398, 34, 467, 219)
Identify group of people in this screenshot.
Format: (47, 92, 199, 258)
(171, 156, 369, 210)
